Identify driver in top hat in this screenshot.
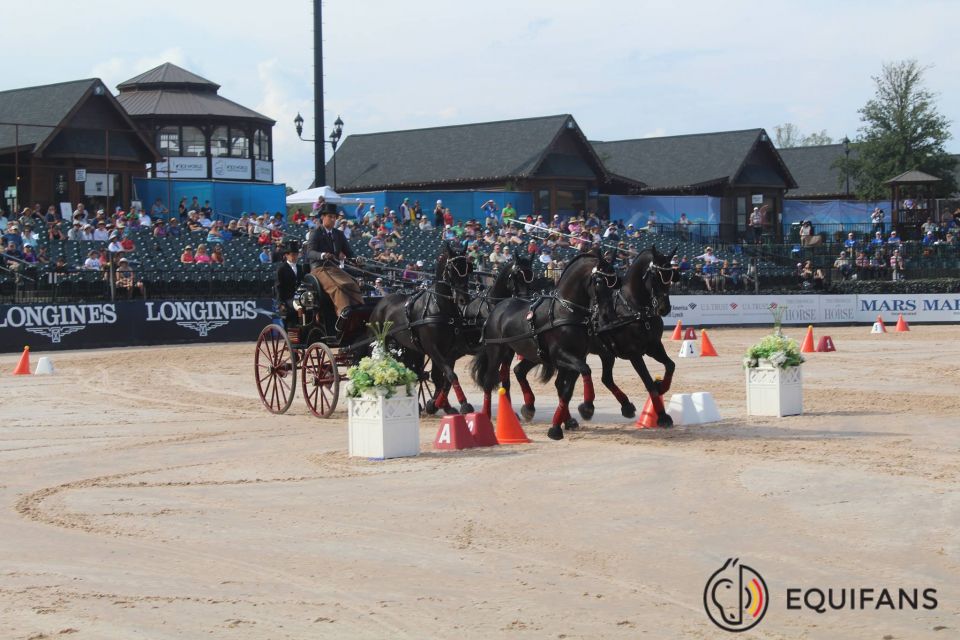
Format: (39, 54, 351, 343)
(304, 204, 364, 316)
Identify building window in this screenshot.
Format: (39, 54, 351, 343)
(229, 127, 249, 158)
(555, 189, 586, 215)
(535, 189, 550, 213)
(181, 127, 206, 156)
(253, 130, 270, 160)
(210, 126, 229, 157)
(157, 126, 180, 157)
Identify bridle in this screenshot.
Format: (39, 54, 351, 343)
(644, 259, 676, 286)
(510, 260, 535, 285)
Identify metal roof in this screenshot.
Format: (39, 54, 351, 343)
(592, 128, 796, 191)
(117, 62, 220, 91)
(116, 89, 274, 123)
(0, 79, 100, 152)
(329, 115, 609, 191)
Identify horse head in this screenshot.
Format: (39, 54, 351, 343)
(508, 251, 535, 297)
(706, 558, 744, 627)
(630, 244, 676, 317)
(438, 241, 472, 307)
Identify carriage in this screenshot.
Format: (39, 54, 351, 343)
(253, 273, 435, 417)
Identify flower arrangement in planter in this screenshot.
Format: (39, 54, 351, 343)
(346, 321, 418, 399)
(744, 305, 804, 416)
(346, 322, 421, 459)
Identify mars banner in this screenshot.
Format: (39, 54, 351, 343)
(0, 299, 277, 352)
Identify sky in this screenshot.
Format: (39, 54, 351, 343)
(3, 0, 959, 191)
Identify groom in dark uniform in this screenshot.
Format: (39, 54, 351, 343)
(275, 240, 302, 324)
(304, 204, 364, 317)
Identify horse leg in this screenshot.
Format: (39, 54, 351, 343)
(551, 350, 593, 431)
(424, 365, 446, 415)
(513, 358, 538, 422)
(599, 351, 636, 418)
(631, 356, 672, 428)
(645, 340, 676, 395)
(547, 369, 574, 441)
(577, 368, 596, 421)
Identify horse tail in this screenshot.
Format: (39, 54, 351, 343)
(470, 349, 489, 389)
(536, 358, 556, 384)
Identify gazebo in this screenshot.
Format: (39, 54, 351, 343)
(885, 169, 941, 239)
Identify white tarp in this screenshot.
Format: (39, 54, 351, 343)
(285, 185, 374, 206)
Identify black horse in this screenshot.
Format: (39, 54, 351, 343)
(462, 255, 534, 338)
(370, 242, 475, 414)
(470, 249, 617, 440)
(584, 245, 678, 427)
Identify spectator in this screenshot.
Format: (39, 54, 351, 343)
(120, 234, 135, 252)
(727, 259, 743, 289)
(922, 231, 936, 247)
(871, 207, 885, 235)
(66, 222, 83, 240)
(799, 220, 814, 246)
(83, 250, 100, 270)
(139, 208, 152, 228)
(107, 234, 124, 253)
(373, 277, 390, 296)
(800, 260, 814, 290)
(921, 216, 938, 237)
(167, 218, 182, 239)
(35, 246, 50, 265)
(442, 207, 454, 228)
(834, 250, 854, 280)
(150, 198, 167, 219)
(153, 219, 168, 238)
(481, 199, 499, 220)
(257, 246, 271, 264)
(181, 245, 195, 264)
(210, 244, 224, 265)
(694, 246, 719, 264)
(433, 200, 444, 228)
(21, 245, 38, 264)
(4, 242, 24, 268)
(870, 231, 885, 250)
(206, 223, 224, 244)
(890, 249, 904, 281)
(92, 221, 109, 242)
(488, 244, 509, 270)
(45, 206, 65, 240)
(749, 207, 763, 243)
(887, 230, 901, 247)
(501, 201, 516, 224)
(20, 224, 39, 248)
(73, 203, 89, 223)
(539, 247, 552, 265)
(194, 244, 212, 264)
(115, 257, 145, 298)
(3, 223, 23, 250)
(399, 198, 412, 223)
(677, 212, 692, 240)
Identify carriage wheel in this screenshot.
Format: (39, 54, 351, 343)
(255, 324, 297, 414)
(418, 355, 437, 413)
(302, 342, 339, 418)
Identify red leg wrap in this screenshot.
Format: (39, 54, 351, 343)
(482, 392, 491, 416)
(452, 382, 467, 404)
(582, 374, 595, 403)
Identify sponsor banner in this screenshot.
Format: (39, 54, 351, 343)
(856, 294, 960, 323)
(668, 295, 844, 325)
(212, 157, 252, 180)
(254, 159, 273, 182)
(156, 157, 208, 179)
(0, 300, 276, 352)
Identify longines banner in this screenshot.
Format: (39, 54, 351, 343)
(668, 293, 960, 325)
(0, 300, 276, 352)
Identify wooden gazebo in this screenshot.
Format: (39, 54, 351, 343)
(885, 169, 941, 239)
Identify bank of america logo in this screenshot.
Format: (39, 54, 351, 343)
(176, 320, 229, 337)
(25, 325, 85, 343)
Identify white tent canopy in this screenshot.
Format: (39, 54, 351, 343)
(285, 185, 374, 206)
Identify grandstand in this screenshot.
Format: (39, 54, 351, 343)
(2, 213, 959, 304)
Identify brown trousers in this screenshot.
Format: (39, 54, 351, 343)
(311, 265, 364, 315)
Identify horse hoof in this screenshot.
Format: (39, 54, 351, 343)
(564, 417, 580, 431)
(547, 426, 564, 440)
(459, 402, 474, 414)
(621, 402, 637, 418)
(520, 404, 536, 421)
(577, 402, 595, 421)
(658, 413, 674, 428)
(424, 399, 439, 415)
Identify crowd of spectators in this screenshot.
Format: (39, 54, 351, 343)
(4, 193, 960, 299)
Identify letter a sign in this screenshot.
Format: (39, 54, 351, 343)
(437, 423, 452, 445)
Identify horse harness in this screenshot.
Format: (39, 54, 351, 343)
(482, 294, 593, 360)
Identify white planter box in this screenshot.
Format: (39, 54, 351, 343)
(348, 390, 420, 459)
(745, 362, 803, 417)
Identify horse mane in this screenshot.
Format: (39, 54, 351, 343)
(557, 249, 602, 282)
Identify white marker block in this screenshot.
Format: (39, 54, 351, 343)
(678, 340, 699, 358)
(691, 392, 721, 423)
(34, 357, 55, 375)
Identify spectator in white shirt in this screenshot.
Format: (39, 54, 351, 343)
(694, 246, 719, 264)
(83, 250, 101, 270)
(92, 222, 110, 242)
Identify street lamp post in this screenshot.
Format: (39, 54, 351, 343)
(842, 136, 851, 196)
(295, 114, 344, 190)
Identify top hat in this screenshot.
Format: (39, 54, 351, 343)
(283, 240, 302, 253)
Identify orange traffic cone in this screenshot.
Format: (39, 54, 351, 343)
(12, 346, 31, 376)
(895, 314, 910, 332)
(635, 397, 659, 429)
(800, 325, 815, 353)
(876, 315, 887, 331)
(700, 329, 718, 357)
(495, 387, 531, 444)
(670, 320, 683, 341)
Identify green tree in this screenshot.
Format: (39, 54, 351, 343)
(773, 123, 833, 147)
(837, 60, 957, 199)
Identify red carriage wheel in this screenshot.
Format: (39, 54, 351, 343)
(418, 355, 437, 414)
(301, 342, 340, 418)
(255, 324, 297, 414)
